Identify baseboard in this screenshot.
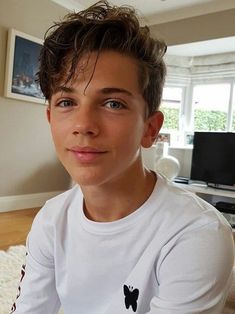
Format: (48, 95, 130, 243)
(0, 191, 64, 212)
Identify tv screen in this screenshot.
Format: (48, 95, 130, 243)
(190, 132, 235, 188)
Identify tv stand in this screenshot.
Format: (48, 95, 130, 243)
(175, 182, 235, 203)
(207, 183, 235, 192)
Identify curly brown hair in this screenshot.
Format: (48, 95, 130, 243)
(38, 0, 167, 116)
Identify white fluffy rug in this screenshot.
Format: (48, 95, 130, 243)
(0, 245, 63, 314)
(0, 245, 26, 314)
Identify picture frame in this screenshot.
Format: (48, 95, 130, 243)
(4, 29, 45, 104)
(184, 132, 194, 146)
(157, 132, 171, 145)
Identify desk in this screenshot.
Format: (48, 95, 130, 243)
(175, 183, 235, 203)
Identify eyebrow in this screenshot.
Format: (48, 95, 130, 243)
(53, 86, 133, 97)
(53, 86, 74, 94)
(100, 87, 133, 97)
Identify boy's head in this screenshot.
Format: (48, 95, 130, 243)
(38, 0, 167, 116)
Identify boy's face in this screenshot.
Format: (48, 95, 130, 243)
(47, 50, 163, 187)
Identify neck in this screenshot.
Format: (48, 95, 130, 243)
(81, 168, 156, 222)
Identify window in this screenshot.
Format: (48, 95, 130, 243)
(161, 87, 183, 132)
(162, 52, 235, 147)
(192, 84, 230, 132)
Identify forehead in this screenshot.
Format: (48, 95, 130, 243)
(78, 50, 138, 73)
(62, 50, 142, 94)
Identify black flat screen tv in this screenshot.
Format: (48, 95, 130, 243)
(190, 132, 235, 189)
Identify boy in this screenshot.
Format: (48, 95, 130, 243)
(12, 1, 234, 313)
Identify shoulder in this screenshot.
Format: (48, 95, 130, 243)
(154, 175, 230, 229)
(153, 178, 234, 308)
(26, 185, 83, 264)
(37, 184, 82, 222)
(29, 184, 83, 243)
(149, 175, 233, 255)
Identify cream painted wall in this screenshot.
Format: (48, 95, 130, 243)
(150, 9, 235, 45)
(0, 0, 71, 197)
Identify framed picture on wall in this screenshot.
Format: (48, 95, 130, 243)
(184, 132, 194, 146)
(157, 132, 171, 145)
(4, 29, 45, 104)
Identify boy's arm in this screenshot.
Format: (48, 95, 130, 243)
(11, 208, 61, 314)
(148, 223, 234, 313)
(11, 248, 60, 313)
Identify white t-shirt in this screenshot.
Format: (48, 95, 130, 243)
(12, 175, 234, 314)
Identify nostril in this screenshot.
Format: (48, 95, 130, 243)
(87, 130, 95, 135)
(72, 128, 98, 136)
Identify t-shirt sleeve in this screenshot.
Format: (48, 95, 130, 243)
(148, 222, 234, 314)
(11, 206, 61, 314)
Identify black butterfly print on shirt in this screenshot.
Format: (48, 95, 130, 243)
(123, 284, 139, 312)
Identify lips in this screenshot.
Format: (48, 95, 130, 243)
(68, 146, 107, 162)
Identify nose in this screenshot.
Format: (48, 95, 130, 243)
(72, 104, 99, 137)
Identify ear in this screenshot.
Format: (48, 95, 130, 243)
(46, 106, 51, 123)
(141, 111, 164, 148)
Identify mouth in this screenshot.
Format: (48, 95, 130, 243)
(68, 146, 107, 162)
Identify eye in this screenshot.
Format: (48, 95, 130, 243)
(56, 99, 75, 108)
(104, 100, 125, 110)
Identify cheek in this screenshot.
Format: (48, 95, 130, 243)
(50, 121, 68, 148)
(112, 118, 145, 150)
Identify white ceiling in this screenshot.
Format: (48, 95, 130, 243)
(51, 0, 235, 24)
(51, 0, 235, 56)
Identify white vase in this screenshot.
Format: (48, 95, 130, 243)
(155, 142, 169, 163)
(155, 155, 180, 180)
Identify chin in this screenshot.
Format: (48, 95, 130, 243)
(70, 171, 109, 187)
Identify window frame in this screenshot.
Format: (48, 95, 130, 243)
(163, 76, 235, 147)
(190, 81, 232, 132)
(161, 85, 185, 133)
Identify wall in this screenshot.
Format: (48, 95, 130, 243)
(150, 9, 235, 45)
(0, 0, 71, 197)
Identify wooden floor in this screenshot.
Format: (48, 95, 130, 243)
(0, 208, 40, 251)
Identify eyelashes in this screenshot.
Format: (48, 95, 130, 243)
(103, 100, 126, 110)
(55, 99, 75, 108)
(54, 98, 127, 111)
